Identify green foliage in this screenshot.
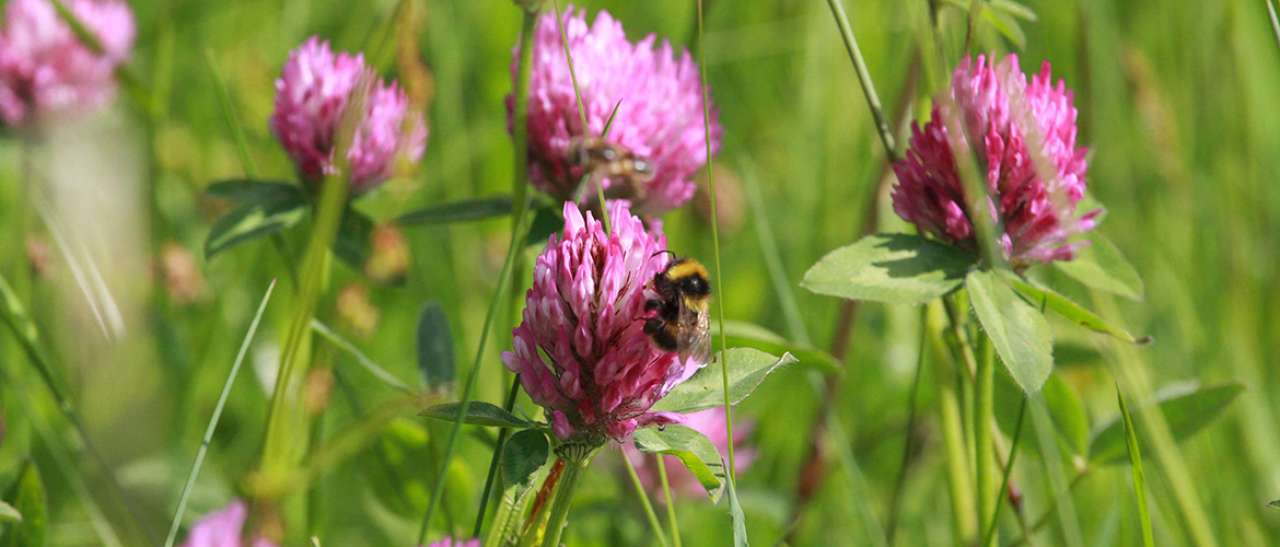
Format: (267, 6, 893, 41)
(396, 196, 514, 226)
(0, 501, 18, 524)
(633, 425, 727, 502)
(651, 349, 797, 413)
(204, 180, 309, 259)
(333, 207, 375, 270)
(802, 234, 974, 305)
(1055, 235, 1145, 301)
(1, 464, 46, 547)
(1117, 386, 1156, 547)
(1005, 274, 1144, 344)
(415, 302, 455, 389)
(499, 430, 548, 487)
(966, 270, 1053, 393)
(421, 402, 539, 429)
(1089, 383, 1244, 465)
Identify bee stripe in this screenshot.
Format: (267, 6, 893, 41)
(666, 260, 709, 282)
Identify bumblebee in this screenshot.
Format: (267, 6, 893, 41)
(644, 255, 713, 364)
(568, 136, 655, 204)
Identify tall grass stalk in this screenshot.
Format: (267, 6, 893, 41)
(655, 456, 683, 547)
(0, 273, 154, 543)
(1116, 385, 1156, 547)
(980, 397, 1026, 547)
(417, 7, 538, 542)
(696, 0, 735, 488)
(164, 280, 277, 547)
(823, 0, 897, 161)
(621, 454, 670, 547)
(975, 336, 997, 542)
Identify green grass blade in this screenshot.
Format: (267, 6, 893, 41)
(1116, 385, 1156, 547)
(164, 280, 277, 547)
(310, 319, 412, 393)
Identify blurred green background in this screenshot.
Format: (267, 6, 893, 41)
(1, 0, 1279, 545)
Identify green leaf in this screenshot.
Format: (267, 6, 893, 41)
(416, 302, 455, 389)
(500, 430, 549, 487)
(1270, 500, 1280, 509)
(1116, 386, 1156, 547)
(632, 425, 726, 502)
(0, 501, 18, 524)
(1, 463, 46, 547)
(420, 402, 537, 429)
(1004, 274, 1145, 344)
(652, 348, 798, 413)
(524, 205, 564, 247)
(991, 0, 1037, 20)
(206, 179, 305, 204)
(397, 196, 513, 226)
(1055, 235, 1144, 301)
(801, 233, 974, 305)
(995, 371, 1088, 458)
(722, 321, 840, 373)
(1088, 383, 1244, 465)
(982, 6, 1027, 49)
(205, 196, 307, 259)
(966, 270, 1054, 393)
(333, 207, 375, 270)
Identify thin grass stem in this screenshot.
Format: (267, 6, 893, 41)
(884, 310, 928, 544)
(622, 451, 670, 547)
(656, 455, 683, 547)
(472, 375, 524, 537)
(164, 281, 277, 547)
(1116, 385, 1155, 547)
(696, 0, 736, 488)
(980, 396, 1026, 547)
(823, 0, 898, 160)
(417, 9, 538, 541)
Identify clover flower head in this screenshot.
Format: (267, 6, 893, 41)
(502, 201, 703, 445)
(510, 6, 721, 216)
(269, 37, 427, 195)
(0, 0, 135, 127)
(892, 54, 1100, 267)
(181, 500, 276, 547)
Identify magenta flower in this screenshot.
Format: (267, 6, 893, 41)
(269, 37, 427, 195)
(510, 6, 721, 216)
(622, 407, 754, 498)
(181, 500, 276, 547)
(0, 0, 134, 127)
(502, 201, 702, 445)
(891, 54, 1100, 267)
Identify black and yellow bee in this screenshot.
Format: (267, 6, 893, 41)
(644, 255, 713, 364)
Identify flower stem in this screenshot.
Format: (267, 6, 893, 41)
(656, 455, 683, 547)
(925, 301, 977, 544)
(980, 396, 1026, 547)
(696, 0, 736, 489)
(417, 8, 537, 543)
(473, 375, 523, 537)
(975, 334, 997, 543)
(541, 455, 589, 547)
(883, 310, 928, 544)
(622, 451, 670, 547)
(823, 0, 897, 161)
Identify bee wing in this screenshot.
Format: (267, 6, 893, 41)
(676, 298, 713, 365)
